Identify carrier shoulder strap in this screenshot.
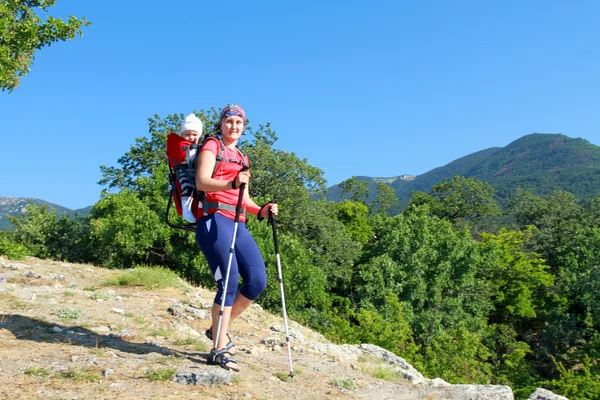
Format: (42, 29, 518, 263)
(200, 136, 248, 216)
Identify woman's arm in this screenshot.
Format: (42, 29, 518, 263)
(244, 190, 279, 218)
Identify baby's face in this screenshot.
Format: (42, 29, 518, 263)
(182, 130, 200, 143)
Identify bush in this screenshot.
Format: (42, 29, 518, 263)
(0, 234, 28, 260)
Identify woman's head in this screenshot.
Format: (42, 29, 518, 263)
(216, 104, 246, 143)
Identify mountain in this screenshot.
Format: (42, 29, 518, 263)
(326, 133, 600, 212)
(0, 197, 91, 230)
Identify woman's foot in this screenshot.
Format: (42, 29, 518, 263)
(209, 348, 240, 372)
(205, 327, 237, 355)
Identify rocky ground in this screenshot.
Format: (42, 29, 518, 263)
(0, 257, 565, 400)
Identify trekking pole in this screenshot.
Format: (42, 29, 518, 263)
(213, 168, 248, 355)
(269, 209, 295, 379)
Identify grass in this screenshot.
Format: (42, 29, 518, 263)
(83, 286, 98, 291)
(149, 327, 173, 338)
(276, 372, 293, 382)
(357, 353, 386, 365)
(54, 308, 83, 320)
(194, 341, 208, 352)
(362, 365, 400, 382)
(24, 367, 51, 377)
(103, 266, 182, 290)
(57, 367, 100, 382)
(172, 338, 197, 346)
(63, 290, 76, 297)
(143, 367, 176, 381)
(0, 294, 29, 310)
(90, 292, 110, 301)
(332, 377, 357, 390)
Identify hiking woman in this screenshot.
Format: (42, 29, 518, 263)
(195, 103, 277, 372)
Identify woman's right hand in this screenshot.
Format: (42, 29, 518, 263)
(233, 169, 250, 189)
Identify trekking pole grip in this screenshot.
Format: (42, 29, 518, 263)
(269, 208, 280, 254)
(234, 166, 249, 219)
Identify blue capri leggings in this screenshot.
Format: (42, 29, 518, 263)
(196, 212, 267, 306)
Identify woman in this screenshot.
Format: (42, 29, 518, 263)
(195, 103, 277, 372)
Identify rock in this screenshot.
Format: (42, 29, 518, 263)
(339, 343, 426, 384)
(114, 329, 135, 339)
(91, 326, 111, 335)
(52, 327, 63, 333)
(111, 308, 124, 314)
(528, 388, 569, 400)
(172, 370, 233, 386)
(103, 368, 115, 377)
(173, 321, 201, 337)
(21, 270, 42, 279)
(270, 325, 303, 340)
(437, 384, 514, 399)
(261, 337, 284, 348)
(423, 378, 451, 387)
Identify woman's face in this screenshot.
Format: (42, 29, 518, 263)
(220, 115, 245, 143)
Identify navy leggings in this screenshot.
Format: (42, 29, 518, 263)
(196, 212, 267, 306)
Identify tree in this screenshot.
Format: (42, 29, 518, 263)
(338, 177, 370, 203)
(0, 0, 90, 92)
(372, 182, 398, 215)
(409, 175, 500, 229)
(332, 200, 373, 245)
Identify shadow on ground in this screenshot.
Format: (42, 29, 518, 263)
(0, 314, 209, 363)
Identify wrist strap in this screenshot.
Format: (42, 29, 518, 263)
(231, 180, 237, 189)
(257, 203, 269, 221)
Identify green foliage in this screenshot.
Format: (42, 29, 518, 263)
(102, 266, 183, 290)
(338, 176, 370, 203)
(541, 356, 600, 400)
(54, 308, 83, 319)
(372, 182, 398, 215)
(417, 326, 493, 384)
(479, 228, 553, 321)
(248, 217, 330, 320)
(57, 367, 100, 382)
(279, 198, 361, 294)
(332, 200, 373, 245)
(0, 232, 28, 259)
(143, 367, 176, 382)
(8, 204, 91, 262)
(332, 377, 357, 390)
(0, 0, 90, 92)
(90, 192, 172, 268)
(243, 124, 327, 202)
(409, 175, 500, 228)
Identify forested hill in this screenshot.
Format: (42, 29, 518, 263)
(326, 133, 600, 211)
(0, 197, 91, 230)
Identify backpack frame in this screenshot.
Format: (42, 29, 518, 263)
(165, 134, 248, 232)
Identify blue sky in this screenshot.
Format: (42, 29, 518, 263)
(1, 0, 599, 210)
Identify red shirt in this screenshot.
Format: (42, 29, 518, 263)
(200, 138, 248, 222)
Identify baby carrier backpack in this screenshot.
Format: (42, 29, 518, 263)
(165, 132, 248, 232)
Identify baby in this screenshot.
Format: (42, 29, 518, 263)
(166, 113, 203, 223)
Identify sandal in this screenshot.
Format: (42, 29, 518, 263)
(205, 327, 236, 355)
(208, 348, 240, 372)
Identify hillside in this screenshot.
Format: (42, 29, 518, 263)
(0, 256, 569, 399)
(326, 133, 600, 212)
(0, 197, 92, 231)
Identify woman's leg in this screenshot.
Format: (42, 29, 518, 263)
(230, 223, 267, 320)
(196, 213, 240, 370)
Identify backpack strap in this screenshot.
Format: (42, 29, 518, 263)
(200, 137, 248, 217)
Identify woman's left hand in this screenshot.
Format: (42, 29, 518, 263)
(260, 203, 278, 219)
